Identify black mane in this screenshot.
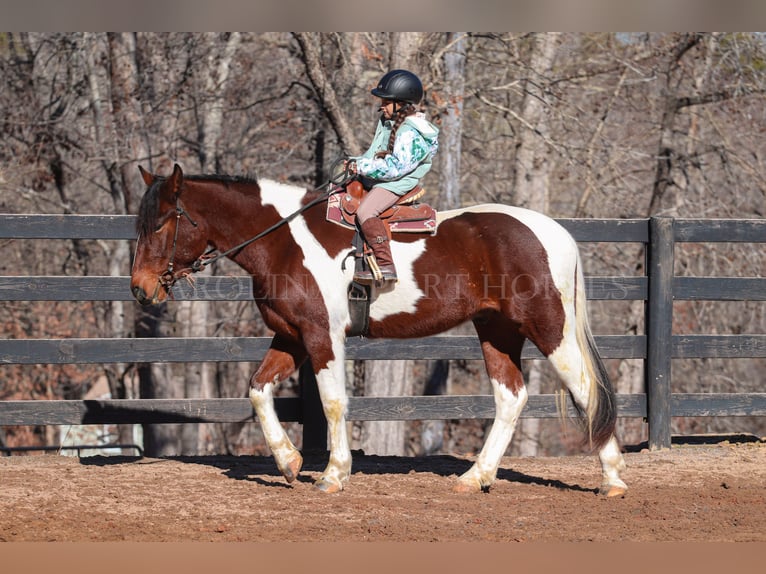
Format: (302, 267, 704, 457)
(136, 177, 165, 237)
(135, 172, 260, 236)
(186, 173, 259, 186)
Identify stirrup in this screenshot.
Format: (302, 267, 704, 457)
(377, 265, 398, 282)
(353, 264, 397, 285)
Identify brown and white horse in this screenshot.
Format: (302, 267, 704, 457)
(130, 164, 627, 496)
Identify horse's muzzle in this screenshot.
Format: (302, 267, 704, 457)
(131, 285, 155, 306)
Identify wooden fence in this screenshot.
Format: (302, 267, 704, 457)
(1, 215, 764, 452)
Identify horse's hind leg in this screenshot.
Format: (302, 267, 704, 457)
(249, 335, 307, 483)
(547, 338, 628, 497)
(596, 435, 627, 497)
(455, 317, 527, 493)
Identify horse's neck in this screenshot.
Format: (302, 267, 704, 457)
(191, 180, 267, 252)
(200, 179, 310, 273)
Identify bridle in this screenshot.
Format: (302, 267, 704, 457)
(157, 197, 199, 291)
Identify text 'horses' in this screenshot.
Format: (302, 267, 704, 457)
(130, 164, 627, 496)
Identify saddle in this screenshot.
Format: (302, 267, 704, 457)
(326, 180, 438, 235)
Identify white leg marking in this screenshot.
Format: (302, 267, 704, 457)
(314, 356, 352, 491)
(599, 436, 628, 496)
(249, 384, 301, 480)
(261, 182, 355, 490)
(548, 340, 590, 407)
(457, 381, 528, 491)
(549, 339, 628, 496)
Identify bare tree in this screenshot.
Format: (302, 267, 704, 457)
(176, 32, 242, 455)
(504, 33, 560, 457)
(420, 32, 467, 455)
(136, 35, 203, 456)
(3, 32, 765, 457)
(357, 32, 425, 456)
(104, 31, 152, 451)
(294, 32, 361, 156)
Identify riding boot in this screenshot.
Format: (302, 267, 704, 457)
(354, 218, 398, 284)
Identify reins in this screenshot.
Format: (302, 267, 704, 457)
(190, 191, 331, 272)
(188, 159, 356, 274)
(157, 160, 356, 290)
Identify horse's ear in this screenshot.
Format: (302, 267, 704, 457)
(170, 163, 184, 197)
(138, 165, 154, 186)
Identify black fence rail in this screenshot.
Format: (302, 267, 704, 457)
(1, 215, 764, 452)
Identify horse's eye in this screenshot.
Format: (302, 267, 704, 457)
(153, 216, 171, 233)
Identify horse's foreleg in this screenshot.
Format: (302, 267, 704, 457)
(249, 384, 302, 482)
(249, 340, 307, 484)
(312, 357, 351, 493)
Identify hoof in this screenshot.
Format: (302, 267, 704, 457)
(314, 476, 343, 493)
(600, 483, 628, 498)
(279, 452, 303, 484)
(453, 479, 483, 494)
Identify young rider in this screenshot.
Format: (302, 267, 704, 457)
(347, 69, 439, 284)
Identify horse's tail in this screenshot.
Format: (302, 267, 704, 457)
(569, 250, 617, 450)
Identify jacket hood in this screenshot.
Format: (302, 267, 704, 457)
(405, 114, 439, 142)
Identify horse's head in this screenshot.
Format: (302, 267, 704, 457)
(131, 163, 208, 306)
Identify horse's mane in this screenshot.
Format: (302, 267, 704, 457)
(135, 172, 260, 236)
(136, 178, 165, 236)
(186, 173, 260, 186)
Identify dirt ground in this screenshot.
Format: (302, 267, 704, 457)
(1, 436, 764, 542)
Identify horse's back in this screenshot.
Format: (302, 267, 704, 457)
(437, 203, 568, 237)
(436, 203, 579, 271)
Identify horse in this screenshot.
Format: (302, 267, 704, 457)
(130, 163, 628, 497)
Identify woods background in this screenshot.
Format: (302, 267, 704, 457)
(1, 32, 764, 458)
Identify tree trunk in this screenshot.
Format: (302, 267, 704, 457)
(510, 32, 559, 457)
(420, 32, 467, 455)
(438, 32, 466, 212)
(388, 33, 421, 70)
(197, 32, 241, 172)
(87, 32, 137, 452)
(356, 33, 423, 456)
(179, 32, 240, 455)
(294, 32, 361, 155)
(359, 361, 412, 456)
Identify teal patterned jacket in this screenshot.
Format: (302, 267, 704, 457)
(353, 113, 439, 196)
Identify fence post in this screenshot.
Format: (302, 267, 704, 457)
(298, 363, 328, 452)
(646, 216, 674, 450)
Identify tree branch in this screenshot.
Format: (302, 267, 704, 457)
(293, 32, 360, 156)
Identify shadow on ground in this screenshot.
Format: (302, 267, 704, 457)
(79, 449, 599, 493)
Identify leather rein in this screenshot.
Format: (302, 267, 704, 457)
(157, 182, 339, 292)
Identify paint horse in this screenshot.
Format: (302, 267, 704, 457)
(130, 164, 628, 496)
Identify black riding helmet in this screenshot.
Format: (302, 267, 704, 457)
(371, 69, 423, 105)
